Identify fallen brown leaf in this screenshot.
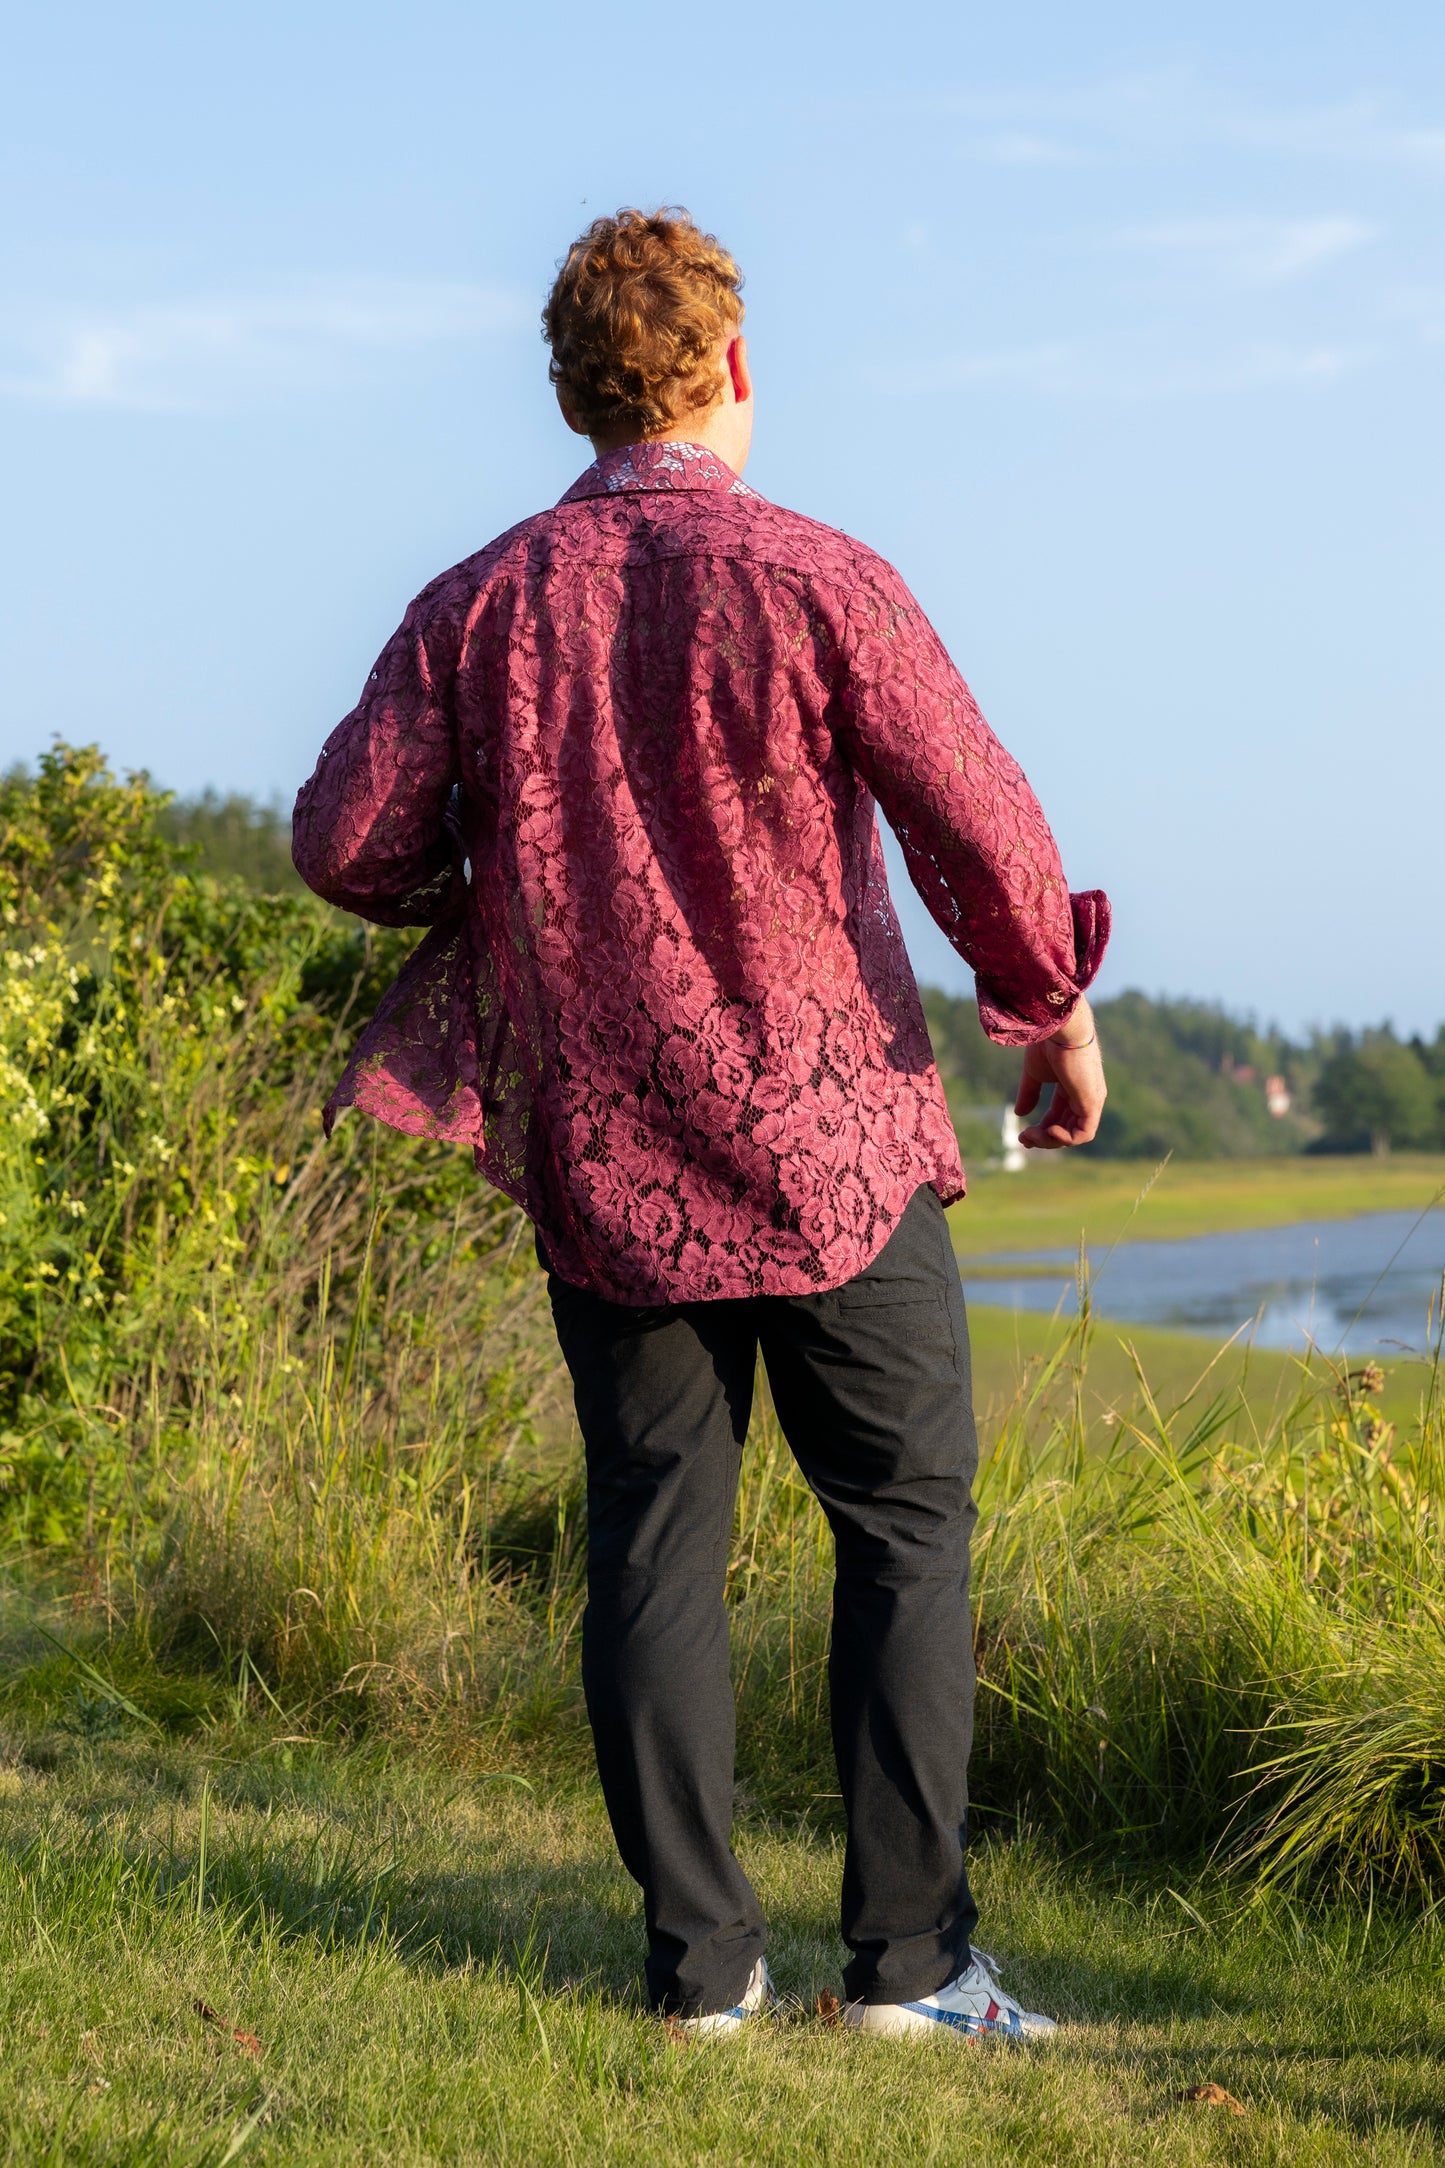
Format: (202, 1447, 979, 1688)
(1182, 2082, 1245, 2115)
(815, 1991, 842, 2030)
(193, 1998, 263, 2060)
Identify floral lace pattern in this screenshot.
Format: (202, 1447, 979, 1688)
(579, 438, 761, 500)
(292, 442, 1109, 1304)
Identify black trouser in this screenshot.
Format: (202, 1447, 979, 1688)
(542, 1183, 980, 2017)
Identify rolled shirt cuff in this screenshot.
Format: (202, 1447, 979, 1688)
(973, 889, 1112, 1047)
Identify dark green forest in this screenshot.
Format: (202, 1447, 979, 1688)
(26, 765, 1445, 1164)
(923, 986, 1445, 1161)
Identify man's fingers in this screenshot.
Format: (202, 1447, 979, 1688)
(1020, 1114, 1075, 1148)
(1020, 1102, 1073, 1149)
(1020, 1078, 1091, 1150)
(1015, 1040, 1106, 1147)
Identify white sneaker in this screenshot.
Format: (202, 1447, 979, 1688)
(671, 1958, 776, 2040)
(844, 1948, 1058, 2041)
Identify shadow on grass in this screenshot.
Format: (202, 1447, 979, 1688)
(0, 1775, 648, 2002)
(10, 1742, 1445, 2108)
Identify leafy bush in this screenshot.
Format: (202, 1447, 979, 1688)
(0, 743, 542, 1551)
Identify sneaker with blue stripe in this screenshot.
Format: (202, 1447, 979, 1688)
(671, 1958, 776, 2039)
(843, 1949, 1058, 2041)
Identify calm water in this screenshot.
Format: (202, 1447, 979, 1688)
(959, 1209, 1445, 1355)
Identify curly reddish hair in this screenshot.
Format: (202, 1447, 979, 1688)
(542, 207, 744, 441)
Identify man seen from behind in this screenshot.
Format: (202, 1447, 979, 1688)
(293, 207, 1110, 2041)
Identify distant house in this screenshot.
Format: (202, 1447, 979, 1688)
(1222, 1051, 1290, 1115)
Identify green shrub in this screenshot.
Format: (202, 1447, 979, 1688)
(0, 743, 541, 1551)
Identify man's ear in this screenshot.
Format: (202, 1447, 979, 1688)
(726, 334, 752, 405)
(556, 386, 588, 436)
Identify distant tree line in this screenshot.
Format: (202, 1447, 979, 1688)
(153, 786, 1445, 1164)
(156, 788, 300, 892)
(922, 987, 1445, 1162)
(1311, 1030, 1445, 1157)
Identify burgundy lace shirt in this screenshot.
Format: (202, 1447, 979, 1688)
(292, 440, 1109, 1303)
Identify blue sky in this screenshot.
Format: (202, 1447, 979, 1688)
(2, 1, 1440, 1034)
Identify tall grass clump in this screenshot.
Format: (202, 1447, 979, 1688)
(969, 1296, 1445, 1895)
(711, 1291, 1445, 1904)
(5, 744, 1445, 1904)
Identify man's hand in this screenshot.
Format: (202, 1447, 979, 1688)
(1014, 998, 1107, 1150)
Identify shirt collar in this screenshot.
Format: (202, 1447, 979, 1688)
(559, 439, 761, 504)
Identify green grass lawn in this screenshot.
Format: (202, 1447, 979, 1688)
(966, 1303, 1294, 1427)
(964, 1305, 1429, 1440)
(3, 1735, 1443, 2167)
(949, 1152, 1445, 1258)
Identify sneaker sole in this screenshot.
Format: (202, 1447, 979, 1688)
(845, 2003, 1057, 2041)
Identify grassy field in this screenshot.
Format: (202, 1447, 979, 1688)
(968, 1305, 1292, 1428)
(964, 1306, 1434, 1441)
(949, 1151, 1445, 1257)
(5, 1733, 1445, 2168)
(951, 1151, 1445, 1439)
(5, 1318, 1444, 2166)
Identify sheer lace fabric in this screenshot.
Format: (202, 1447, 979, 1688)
(292, 442, 1109, 1303)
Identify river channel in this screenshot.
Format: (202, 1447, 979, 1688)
(958, 1208, 1445, 1355)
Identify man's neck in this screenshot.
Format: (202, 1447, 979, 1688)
(588, 409, 750, 474)
(590, 427, 729, 462)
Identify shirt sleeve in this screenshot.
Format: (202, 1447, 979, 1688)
(837, 563, 1110, 1046)
(291, 600, 464, 928)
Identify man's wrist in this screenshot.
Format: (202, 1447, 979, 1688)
(1048, 1003, 1095, 1051)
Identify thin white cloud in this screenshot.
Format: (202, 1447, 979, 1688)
(1178, 343, 1376, 392)
(870, 338, 1376, 401)
(921, 70, 1445, 172)
(0, 279, 531, 411)
(1378, 282, 1445, 346)
(962, 132, 1081, 167)
(876, 343, 1077, 395)
(1109, 214, 1377, 287)
(1222, 95, 1445, 170)
(930, 68, 1188, 130)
